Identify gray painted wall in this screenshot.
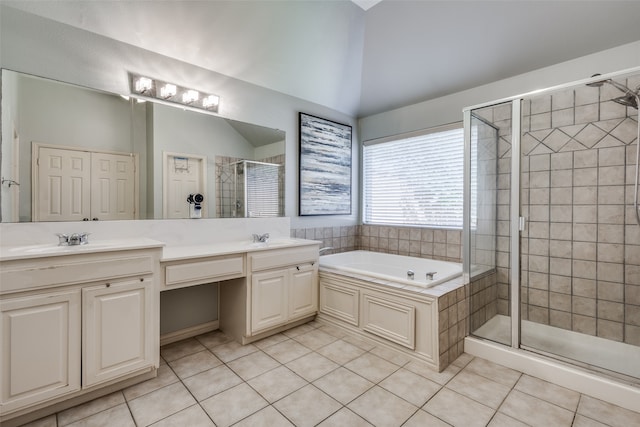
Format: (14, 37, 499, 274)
(0, 5, 360, 229)
(359, 41, 640, 142)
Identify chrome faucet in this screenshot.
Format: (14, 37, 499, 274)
(407, 270, 415, 280)
(319, 247, 334, 255)
(252, 233, 270, 243)
(56, 232, 90, 246)
(426, 271, 437, 280)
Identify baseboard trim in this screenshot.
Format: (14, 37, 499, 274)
(465, 336, 640, 413)
(160, 321, 219, 346)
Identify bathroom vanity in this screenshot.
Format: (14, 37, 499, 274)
(0, 226, 320, 425)
(0, 239, 163, 419)
(161, 240, 320, 345)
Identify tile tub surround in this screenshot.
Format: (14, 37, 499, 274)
(469, 271, 499, 334)
(291, 225, 463, 263)
(19, 322, 640, 427)
(438, 284, 470, 369)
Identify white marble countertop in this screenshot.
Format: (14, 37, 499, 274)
(161, 238, 321, 262)
(0, 237, 165, 262)
(0, 237, 322, 263)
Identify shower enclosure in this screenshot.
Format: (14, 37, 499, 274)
(218, 160, 283, 218)
(464, 67, 640, 382)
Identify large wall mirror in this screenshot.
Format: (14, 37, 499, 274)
(0, 69, 285, 222)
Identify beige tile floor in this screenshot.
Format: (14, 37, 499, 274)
(20, 321, 640, 427)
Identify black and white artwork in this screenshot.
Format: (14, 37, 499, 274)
(299, 113, 352, 216)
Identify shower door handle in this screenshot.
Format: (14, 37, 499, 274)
(518, 217, 526, 232)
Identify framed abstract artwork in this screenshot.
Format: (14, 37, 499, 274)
(299, 113, 352, 216)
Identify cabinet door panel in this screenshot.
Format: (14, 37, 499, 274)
(1, 290, 80, 412)
(362, 293, 416, 349)
(251, 270, 288, 333)
(319, 280, 359, 326)
(289, 263, 318, 320)
(83, 278, 153, 387)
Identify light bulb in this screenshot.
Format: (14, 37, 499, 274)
(160, 83, 177, 99)
(134, 77, 153, 93)
(203, 95, 219, 109)
(182, 90, 199, 104)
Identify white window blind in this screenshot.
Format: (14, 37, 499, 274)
(243, 162, 282, 217)
(363, 124, 464, 228)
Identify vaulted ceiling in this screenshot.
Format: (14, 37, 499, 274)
(4, 1, 640, 118)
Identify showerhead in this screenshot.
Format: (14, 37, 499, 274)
(612, 94, 639, 109)
(586, 74, 607, 87)
(587, 73, 639, 109)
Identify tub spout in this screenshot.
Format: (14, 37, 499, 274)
(319, 247, 334, 254)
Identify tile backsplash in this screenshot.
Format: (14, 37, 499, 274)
(291, 225, 462, 263)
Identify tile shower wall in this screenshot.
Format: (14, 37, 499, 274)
(216, 154, 285, 218)
(520, 75, 640, 345)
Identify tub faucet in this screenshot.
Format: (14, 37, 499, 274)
(407, 270, 415, 280)
(319, 247, 334, 255)
(252, 233, 270, 243)
(426, 271, 437, 280)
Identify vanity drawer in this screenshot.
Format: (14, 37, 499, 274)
(163, 254, 245, 289)
(249, 246, 319, 272)
(0, 251, 156, 294)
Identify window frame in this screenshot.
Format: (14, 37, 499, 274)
(361, 122, 465, 230)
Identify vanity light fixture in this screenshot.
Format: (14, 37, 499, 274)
(129, 72, 220, 113)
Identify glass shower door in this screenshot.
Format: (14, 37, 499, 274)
(519, 77, 640, 379)
(467, 102, 512, 346)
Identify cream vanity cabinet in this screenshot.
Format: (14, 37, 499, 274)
(220, 244, 319, 343)
(0, 289, 81, 413)
(0, 246, 161, 418)
(82, 277, 155, 387)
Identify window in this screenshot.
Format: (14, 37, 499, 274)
(363, 123, 464, 228)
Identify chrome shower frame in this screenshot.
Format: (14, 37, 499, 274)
(463, 65, 640, 350)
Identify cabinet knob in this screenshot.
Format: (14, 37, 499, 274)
(296, 266, 300, 270)
(106, 283, 111, 288)
(140, 278, 144, 282)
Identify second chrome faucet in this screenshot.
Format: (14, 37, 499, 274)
(252, 233, 270, 243)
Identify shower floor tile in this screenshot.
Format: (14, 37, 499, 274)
(17, 319, 640, 427)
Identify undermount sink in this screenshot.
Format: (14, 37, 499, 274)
(7, 242, 115, 255)
(248, 238, 300, 248)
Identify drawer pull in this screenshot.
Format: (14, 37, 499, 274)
(106, 283, 111, 288)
